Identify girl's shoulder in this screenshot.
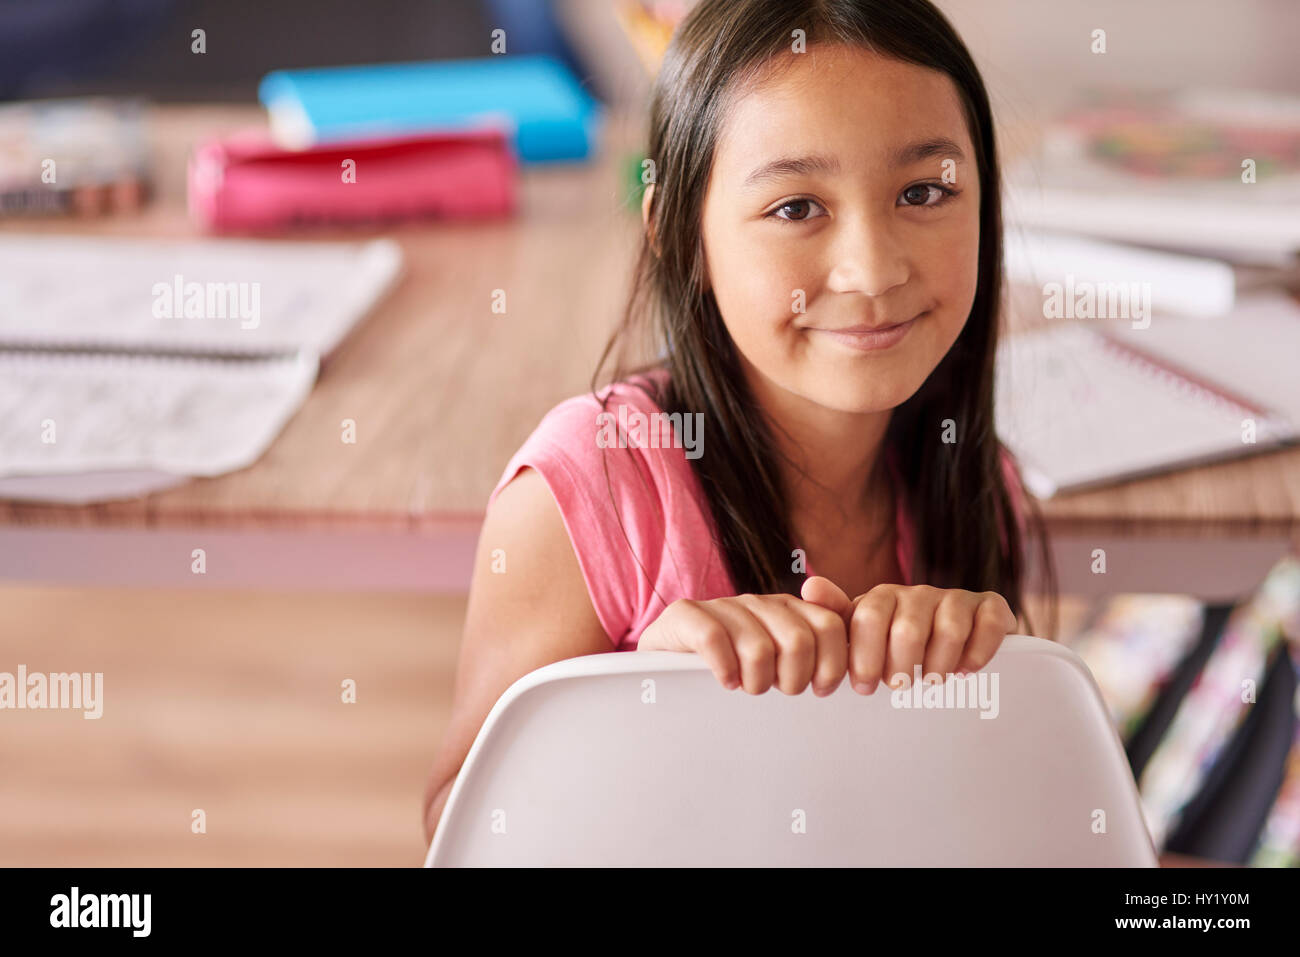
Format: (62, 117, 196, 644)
(536, 366, 671, 442)
(488, 365, 730, 648)
(487, 366, 673, 510)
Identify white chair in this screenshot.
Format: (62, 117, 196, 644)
(425, 636, 1158, 866)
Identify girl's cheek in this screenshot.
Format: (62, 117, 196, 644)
(711, 234, 811, 350)
(951, 229, 982, 328)
(916, 213, 981, 326)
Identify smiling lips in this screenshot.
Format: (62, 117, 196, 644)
(812, 313, 922, 352)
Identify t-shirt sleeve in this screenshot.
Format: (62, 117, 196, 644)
(998, 443, 1030, 558)
(487, 394, 669, 649)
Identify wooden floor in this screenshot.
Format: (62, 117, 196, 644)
(0, 584, 464, 867)
(0, 585, 1094, 867)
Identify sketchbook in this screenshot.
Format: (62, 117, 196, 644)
(0, 235, 402, 503)
(995, 294, 1300, 497)
(1002, 89, 1300, 266)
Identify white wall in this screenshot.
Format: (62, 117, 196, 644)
(936, 0, 1300, 125)
(561, 0, 1300, 124)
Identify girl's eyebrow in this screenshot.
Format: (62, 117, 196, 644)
(892, 137, 966, 166)
(741, 138, 965, 192)
(741, 153, 840, 191)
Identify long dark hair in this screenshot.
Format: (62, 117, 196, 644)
(591, 0, 1058, 639)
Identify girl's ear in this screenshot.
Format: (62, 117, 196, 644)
(641, 183, 661, 257)
(641, 182, 710, 294)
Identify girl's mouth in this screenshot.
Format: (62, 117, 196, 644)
(811, 312, 923, 352)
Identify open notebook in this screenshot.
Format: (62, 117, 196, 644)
(996, 292, 1300, 498)
(0, 235, 402, 503)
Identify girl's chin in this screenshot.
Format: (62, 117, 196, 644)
(800, 383, 912, 415)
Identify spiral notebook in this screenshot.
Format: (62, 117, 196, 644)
(995, 305, 1300, 498)
(0, 234, 402, 503)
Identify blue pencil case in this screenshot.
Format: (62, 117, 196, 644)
(258, 54, 602, 164)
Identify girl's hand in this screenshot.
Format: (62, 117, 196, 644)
(801, 576, 1017, 695)
(637, 594, 849, 696)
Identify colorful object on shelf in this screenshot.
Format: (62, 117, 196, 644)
(1138, 554, 1300, 849)
(258, 54, 602, 164)
(1248, 627, 1300, 867)
(1063, 594, 1205, 742)
(188, 125, 516, 232)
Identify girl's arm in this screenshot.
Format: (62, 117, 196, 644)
(421, 466, 615, 844)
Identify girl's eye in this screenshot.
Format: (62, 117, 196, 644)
(898, 183, 957, 208)
(766, 198, 825, 223)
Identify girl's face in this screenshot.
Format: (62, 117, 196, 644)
(699, 44, 982, 415)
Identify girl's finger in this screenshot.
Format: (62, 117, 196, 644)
(787, 596, 849, 696)
(656, 599, 742, 688)
(735, 594, 817, 695)
(708, 597, 778, 694)
(922, 590, 977, 681)
(883, 585, 941, 690)
(955, 593, 1017, 675)
(800, 575, 853, 624)
(848, 587, 895, 694)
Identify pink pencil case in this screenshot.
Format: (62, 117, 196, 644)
(188, 125, 517, 231)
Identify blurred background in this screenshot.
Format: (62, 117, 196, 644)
(6, 0, 1300, 108)
(2, 0, 1299, 867)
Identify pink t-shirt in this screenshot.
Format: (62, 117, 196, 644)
(489, 368, 1025, 651)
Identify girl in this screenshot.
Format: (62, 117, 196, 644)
(423, 0, 1057, 842)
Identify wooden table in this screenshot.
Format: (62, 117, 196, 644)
(1, 105, 647, 589)
(2, 106, 1297, 597)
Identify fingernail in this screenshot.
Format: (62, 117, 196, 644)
(725, 676, 740, 690)
(852, 681, 871, 695)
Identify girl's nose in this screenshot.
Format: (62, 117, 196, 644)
(825, 216, 910, 298)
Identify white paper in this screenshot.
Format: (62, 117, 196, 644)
(0, 234, 403, 356)
(0, 350, 318, 480)
(0, 233, 403, 503)
(1003, 229, 1236, 318)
